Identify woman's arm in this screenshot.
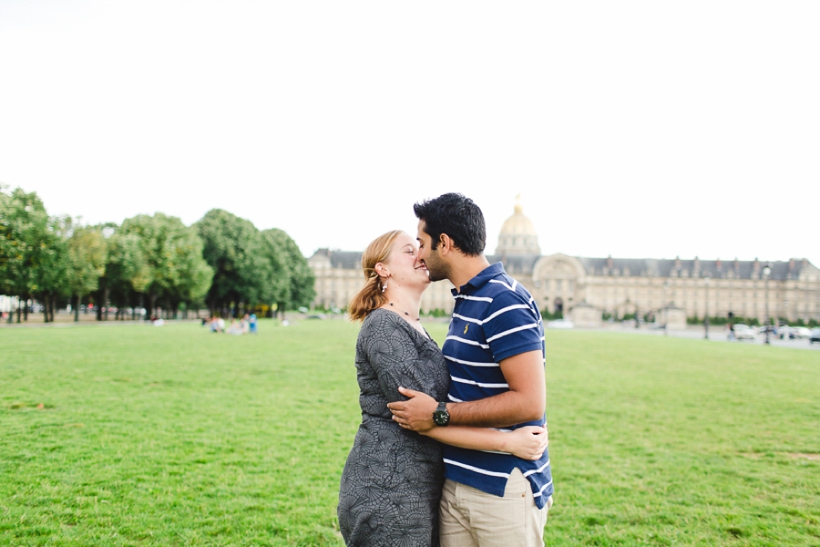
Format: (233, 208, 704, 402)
(422, 425, 548, 461)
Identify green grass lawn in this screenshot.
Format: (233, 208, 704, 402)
(1, 320, 818, 546)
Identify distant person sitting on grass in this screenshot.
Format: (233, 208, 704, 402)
(210, 317, 223, 333)
(227, 319, 243, 335)
(249, 313, 258, 333)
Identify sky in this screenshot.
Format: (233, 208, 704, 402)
(1, 1, 818, 266)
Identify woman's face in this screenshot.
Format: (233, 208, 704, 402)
(381, 232, 430, 290)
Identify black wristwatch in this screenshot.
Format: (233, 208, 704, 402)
(433, 402, 450, 426)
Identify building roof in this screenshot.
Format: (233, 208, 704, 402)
(486, 253, 540, 275)
(310, 248, 362, 270)
(575, 256, 812, 281)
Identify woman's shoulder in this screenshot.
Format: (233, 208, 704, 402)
(361, 307, 404, 332)
(360, 308, 427, 342)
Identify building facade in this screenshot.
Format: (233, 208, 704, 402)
(308, 200, 820, 324)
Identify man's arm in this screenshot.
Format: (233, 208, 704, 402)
(387, 349, 545, 432)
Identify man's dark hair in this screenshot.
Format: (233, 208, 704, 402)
(413, 193, 486, 256)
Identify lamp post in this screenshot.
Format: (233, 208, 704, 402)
(763, 264, 771, 345)
(704, 274, 711, 340)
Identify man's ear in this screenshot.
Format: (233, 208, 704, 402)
(438, 234, 454, 256)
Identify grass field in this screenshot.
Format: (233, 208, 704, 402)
(1, 320, 819, 546)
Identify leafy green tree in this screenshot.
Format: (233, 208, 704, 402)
(257, 229, 290, 315)
(66, 224, 108, 322)
(196, 209, 270, 317)
(0, 188, 54, 322)
(166, 226, 213, 318)
(117, 213, 213, 319)
(32, 215, 71, 322)
(0, 188, 14, 320)
(101, 230, 151, 320)
(261, 228, 315, 317)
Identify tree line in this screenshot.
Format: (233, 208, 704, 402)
(0, 186, 315, 323)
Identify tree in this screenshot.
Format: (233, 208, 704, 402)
(0, 188, 16, 321)
(32, 215, 71, 322)
(101, 230, 150, 320)
(166, 225, 213, 318)
(66, 224, 108, 322)
(261, 228, 315, 317)
(257, 229, 290, 315)
(195, 209, 270, 317)
(0, 188, 54, 322)
(117, 213, 213, 319)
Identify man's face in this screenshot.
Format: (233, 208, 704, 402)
(416, 220, 450, 283)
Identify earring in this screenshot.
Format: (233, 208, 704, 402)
(381, 278, 388, 293)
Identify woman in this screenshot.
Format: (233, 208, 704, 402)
(338, 230, 547, 547)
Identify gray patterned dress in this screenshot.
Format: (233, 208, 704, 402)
(338, 308, 450, 547)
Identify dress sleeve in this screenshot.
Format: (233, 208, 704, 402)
(363, 311, 436, 403)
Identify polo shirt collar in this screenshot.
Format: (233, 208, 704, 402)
(451, 262, 506, 296)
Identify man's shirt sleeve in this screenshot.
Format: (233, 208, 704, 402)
(481, 290, 544, 363)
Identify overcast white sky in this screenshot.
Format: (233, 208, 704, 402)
(1, 1, 818, 266)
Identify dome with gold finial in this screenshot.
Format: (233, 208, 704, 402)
(496, 195, 540, 256)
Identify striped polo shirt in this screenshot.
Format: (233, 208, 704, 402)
(441, 262, 553, 509)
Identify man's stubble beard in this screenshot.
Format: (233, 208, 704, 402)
(427, 270, 448, 283)
(424, 257, 450, 283)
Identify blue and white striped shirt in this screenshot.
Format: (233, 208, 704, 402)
(442, 262, 553, 508)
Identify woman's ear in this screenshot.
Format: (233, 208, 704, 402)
(375, 262, 389, 277)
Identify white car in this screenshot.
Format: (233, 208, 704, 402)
(546, 319, 575, 329)
(792, 327, 812, 340)
(733, 324, 756, 341)
(777, 325, 811, 340)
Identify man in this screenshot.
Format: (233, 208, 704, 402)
(388, 193, 553, 547)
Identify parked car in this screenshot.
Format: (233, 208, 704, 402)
(792, 326, 812, 340)
(546, 319, 574, 329)
(778, 326, 811, 340)
(810, 328, 820, 344)
(733, 324, 756, 341)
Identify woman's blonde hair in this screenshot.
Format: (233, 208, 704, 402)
(348, 230, 403, 321)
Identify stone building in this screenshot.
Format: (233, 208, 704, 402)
(308, 199, 820, 325)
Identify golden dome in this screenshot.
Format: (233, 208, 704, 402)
(496, 195, 540, 256)
(500, 195, 537, 236)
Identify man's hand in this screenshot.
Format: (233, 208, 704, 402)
(387, 387, 438, 432)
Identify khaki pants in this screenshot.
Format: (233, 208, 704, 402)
(439, 468, 551, 547)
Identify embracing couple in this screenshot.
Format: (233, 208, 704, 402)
(338, 193, 554, 547)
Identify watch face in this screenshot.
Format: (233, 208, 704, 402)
(433, 410, 449, 426)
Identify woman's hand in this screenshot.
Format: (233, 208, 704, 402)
(503, 425, 548, 460)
